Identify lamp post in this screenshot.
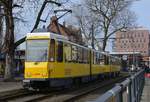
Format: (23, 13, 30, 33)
(129, 35, 136, 70)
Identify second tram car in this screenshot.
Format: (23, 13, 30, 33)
(23, 32, 121, 89)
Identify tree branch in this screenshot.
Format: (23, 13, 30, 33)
(12, 4, 23, 8)
(14, 0, 61, 48)
(106, 25, 127, 39)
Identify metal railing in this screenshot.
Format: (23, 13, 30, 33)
(89, 70, 145, 102)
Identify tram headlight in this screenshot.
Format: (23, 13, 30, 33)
(42, 73, 47, 77)
(26, 72, 32, 77)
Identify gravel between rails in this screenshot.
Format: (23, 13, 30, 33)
(36, 75, 128, 102)
(62, 76, 127, 102)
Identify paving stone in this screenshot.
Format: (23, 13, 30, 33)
(0, 81, 22, 93)
(141, 78, 150, 102)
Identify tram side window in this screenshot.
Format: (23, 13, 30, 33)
(109, 57, 112, 65)
(96, 52, 100, 64)
(78, 47, 83, 63)
(87, 50, 90, 64)
(110, 57, 115, 65)
(100, 54, 105, 65)
(115, 59, 118, 65)
(116, 59, 119, 65)
(57, 41, 63, 62)
(118, 59, 121, 65)
(83, 49, 88, 63)
(64, 43, 72, 62)
(72, 45, 78, 63)
(50, 39, 55, 62)
(109, 57, 111, 65)
(93, 52, 96, 64)
(104, 55, 109, 65)
(83, 49, 87, 63)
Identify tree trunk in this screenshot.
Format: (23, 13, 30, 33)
(102, 30, 108, 51)
(3, 0, 15, 80)
(0, 6, 3, 51)
(4, 53, 14, 80)
(102, 38, 107, 51)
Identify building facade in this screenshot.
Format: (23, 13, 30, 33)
(114, 27, 150, 66)
(47, 16, 83, 45)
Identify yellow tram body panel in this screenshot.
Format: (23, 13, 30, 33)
(91, 64, 120, 75)
(25, 62, 120, 79)
(91, 65, 110, 75)
(49, 62, 90, 78)
(25, 62, 90, 79)
(103, 65, 111, 72)
(111, 65, 121, 72)
(25, 62, 49, 78)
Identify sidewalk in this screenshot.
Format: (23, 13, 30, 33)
(0, 77, 23, 93)
(141, 78, 150, 102)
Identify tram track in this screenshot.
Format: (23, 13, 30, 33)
(63, 76, 127, 102)
(0, 89, 24, 97)
(0, 89, 33, 102)
(0, 74, 129, 102)
(26, 75, 129, 102)
(0, 87, 68, 102)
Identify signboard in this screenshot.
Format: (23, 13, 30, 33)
(122, 55, 128, 61)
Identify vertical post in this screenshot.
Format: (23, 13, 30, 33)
(116, 83, 123, 102)
(131, 36, 135, 70)
(149, 57, 150, 70)
(0, 6, 3, 51)
(91, 24, 94, 49)
(128, 78, 132, 102)
(131, 76, 135, 102)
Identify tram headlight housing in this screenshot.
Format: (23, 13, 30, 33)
(42, 73, 47, 77)
(26, 72, 32, 77)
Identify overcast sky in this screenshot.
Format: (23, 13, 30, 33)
(131, 0, 150, 29)
(18, 0, 150, 50)
(107, 0, 150, 52)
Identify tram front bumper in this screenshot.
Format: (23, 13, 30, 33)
(23, 79, 49, 89)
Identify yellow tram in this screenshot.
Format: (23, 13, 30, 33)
(23, 32, 121, 89)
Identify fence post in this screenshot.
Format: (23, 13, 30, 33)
(131, 76, 135, 102)
(116, 83, 123, 102)
(128, 78, 132, 102)
(89, 70, 145, 102)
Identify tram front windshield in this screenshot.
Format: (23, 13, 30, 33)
(26, 40, 49, 62)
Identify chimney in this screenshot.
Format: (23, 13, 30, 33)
(51, 16, 57, 22)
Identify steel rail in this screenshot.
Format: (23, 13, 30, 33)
(0, 89, 33, 101)
(63, 76, 128, 102)
(25, 75, 128, 102)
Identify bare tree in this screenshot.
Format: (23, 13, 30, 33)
(0, 0, 61, 80)
(14, 0, 68, 48)
(0, 0, 15, 80)
(84, 0, 136, 51)
(70, 4, 101, 49)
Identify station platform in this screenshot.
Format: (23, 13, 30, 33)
(141, 78, 150, 102)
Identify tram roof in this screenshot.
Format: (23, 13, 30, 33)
(26, 32, 68, 40)
(110, 51, 141, 55)
(26, 32, 90, 50)
(26, 32, 118, 57)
